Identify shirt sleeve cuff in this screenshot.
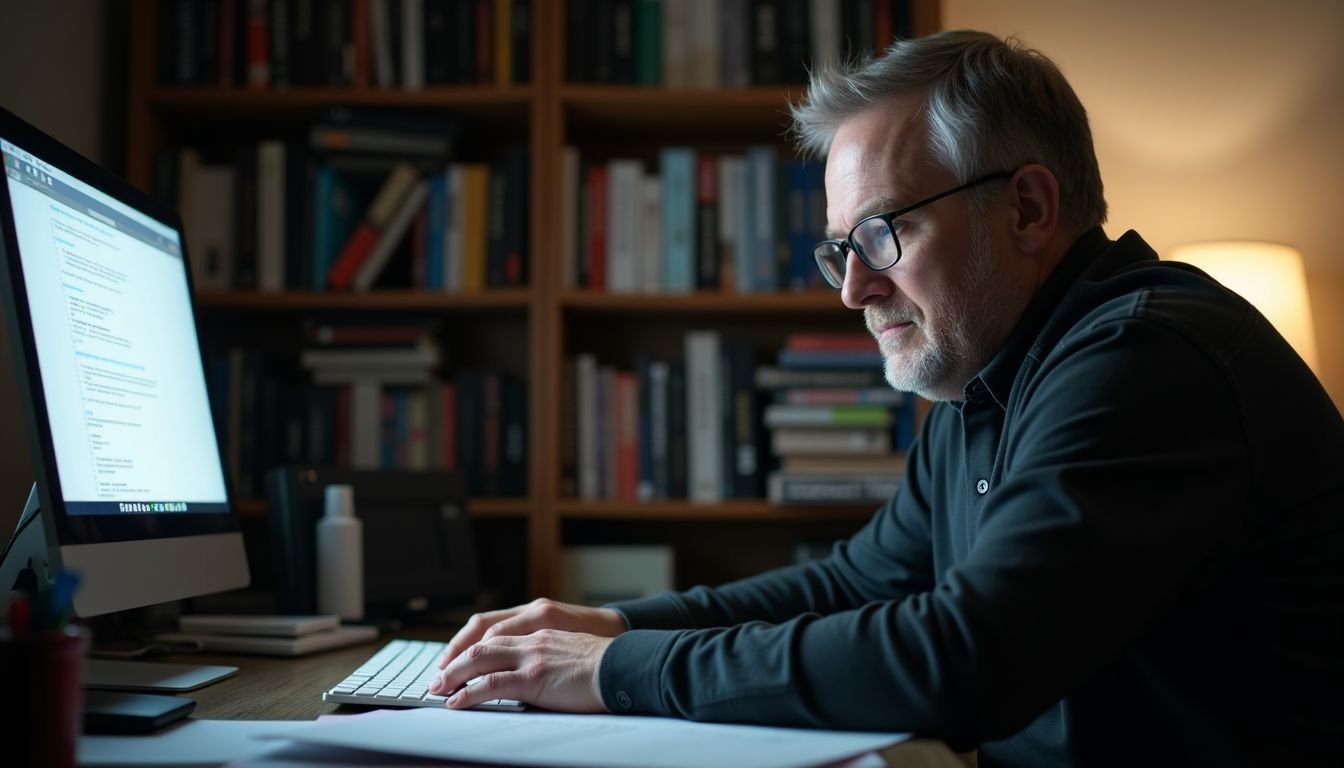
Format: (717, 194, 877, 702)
(605, 592, 694, 630)
(598, 629, 680, 716)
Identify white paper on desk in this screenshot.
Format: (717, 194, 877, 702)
(279, 707, 910, 768)
(78, 719, 304, 766)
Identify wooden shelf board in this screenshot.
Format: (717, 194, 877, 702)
(560, 290, 851, 315)
(561, 85, 805, 135)
(557, 500, 877, 521)
(196, 289, 535, 312)
(148, 86, 534, 116)
(235, 497, 533, 519)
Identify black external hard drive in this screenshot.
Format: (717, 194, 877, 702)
(82, 690, 196, 734)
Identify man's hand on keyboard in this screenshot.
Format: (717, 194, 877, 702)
(436, 598, 626, 672)
(429, 629, 613, 713)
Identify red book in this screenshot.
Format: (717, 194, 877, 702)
(326, 224, 379, 291)
(615, 372, 638, 502)
(785, 333, 879, 352)
(586, 164, 607, 291)
(246, 0, 270, 88)
(475, 0, 494, 84)
(352, 0, 371, 88)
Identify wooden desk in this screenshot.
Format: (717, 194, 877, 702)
(159, 628, 971, 767)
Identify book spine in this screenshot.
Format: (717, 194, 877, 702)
(685, 331, 723, 503)
(576, 354, 600, 500)
(695, 154, 720, 290)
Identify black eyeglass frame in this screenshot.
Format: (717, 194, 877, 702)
(812, 170, 1015, 289)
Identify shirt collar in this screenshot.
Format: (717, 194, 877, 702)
(968, 226, 1119, 408)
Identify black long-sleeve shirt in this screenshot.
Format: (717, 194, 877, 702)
(598, 228, 1344, 766)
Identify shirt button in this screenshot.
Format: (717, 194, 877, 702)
(976, 479, 989, 494)
(615, 690, 632, 710)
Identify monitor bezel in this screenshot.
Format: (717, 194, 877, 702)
(0, 106, 241, 547)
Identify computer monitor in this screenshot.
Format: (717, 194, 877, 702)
(0, 106, 249, 630)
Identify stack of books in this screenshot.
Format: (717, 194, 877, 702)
(157, 615, 377, 657)
(762, 334, 912, 505)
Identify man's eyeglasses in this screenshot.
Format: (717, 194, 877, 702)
(812, 171, 1014, 289)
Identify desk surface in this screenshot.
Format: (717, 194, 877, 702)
(156, 627, 971, 767)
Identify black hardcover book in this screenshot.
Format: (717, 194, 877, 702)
(512, 0, 530, 83)
(842, 0, 874, 62)
(592, 0, 615, 82)
(502, 145, 529, 286)
(270, 0, 291, 86)
(667, 361, 689, 499)
(612, 0, 635, 83)
(197, 0, 221, 85)
(486, 164, 508, 287)
(750, 0, 782, 86)
(456, 370, 484, 496)
(567, 0, 592, 82)
(424, 0, 453, 84)
(322, 0, 349, 85)
(233, 143, 258, 289)
(284, 141, 311, 290)
(695, 157, 720, 290)
(726, 340, 761, 498)
(501, 375, 528, 496)
(288, 0, 326, 85)
(780, 0, 809, 84)
(453, 0, 475, 83)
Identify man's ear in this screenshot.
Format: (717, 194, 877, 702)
(1006, 164, 1059, 254)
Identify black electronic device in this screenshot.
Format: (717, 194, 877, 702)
(264, 468, 479, 619)
(82, 690, 195, 734)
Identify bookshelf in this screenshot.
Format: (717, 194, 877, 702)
(125, 0, 939, 603)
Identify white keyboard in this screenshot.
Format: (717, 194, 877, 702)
(321, 638, 524, 711)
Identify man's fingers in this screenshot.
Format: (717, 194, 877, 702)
(432, 637, 524, 694)
(437, 610, 512, 669)
(445, 671, 531, 710)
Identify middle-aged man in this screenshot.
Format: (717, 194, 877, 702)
(430, 30, 1344, 765)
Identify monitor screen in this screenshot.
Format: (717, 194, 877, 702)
(0, 107, 247, 617)
(1, 139, 229, 518)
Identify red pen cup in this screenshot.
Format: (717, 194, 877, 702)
(0, 623, 89, 768)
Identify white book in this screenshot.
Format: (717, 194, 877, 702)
(183, 163, 235, 291)
(445, 165, 466, 292)
(401, 0, 424, 90)
(663, 0, 690, 88)
(605, 160, 643, 293)
(687, 0, 721, 88)
(717, 155, 748, 293)
(771, 428, 891, 456)
(576, 354, 599, 500)
(178, 614, 340, 638)
(561, 147, 579, 290)
(256, 140, 286, 292)
(371, 0, 394, 88)
(352, 179, 428, 290)
(685, 331, 723, 504)
(640, 177, 662, 294)
(351, 378, 382, 469)
(810, 0, 841, 69)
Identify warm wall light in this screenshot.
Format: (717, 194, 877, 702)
(1167, 241, 1319, 373)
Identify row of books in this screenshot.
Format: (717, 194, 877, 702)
(159, 0, 531, 89)
(561, 146, 829, 294)
(167, 108, 529, 292)
(207, 335, 527, 498)
(761, 333, 910, 504)
(562, 331, 914, 505)
(566, 0, 916, 87)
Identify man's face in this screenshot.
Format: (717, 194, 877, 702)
(824, 100, 1026, 401)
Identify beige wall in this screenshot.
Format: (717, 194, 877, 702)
(946, 0, 1344, 411)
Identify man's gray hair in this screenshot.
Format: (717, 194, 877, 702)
(791, 30, 1107, 234)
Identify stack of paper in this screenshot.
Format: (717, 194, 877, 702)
(78, 709, 911, 768)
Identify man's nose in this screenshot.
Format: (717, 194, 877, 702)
(840, 250, 894, 309)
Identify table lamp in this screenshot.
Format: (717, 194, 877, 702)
(1167, 241, 1319, 373)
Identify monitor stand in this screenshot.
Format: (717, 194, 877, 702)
(1, 483, 237, 693)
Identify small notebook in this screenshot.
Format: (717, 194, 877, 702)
(157, 624, 379, 657)
(178, 614, 341, 637)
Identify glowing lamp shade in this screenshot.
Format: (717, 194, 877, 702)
(1168, 241, 1319, 372)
